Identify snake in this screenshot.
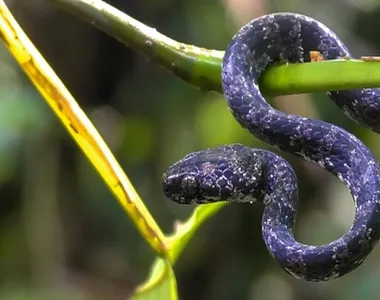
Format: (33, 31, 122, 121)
(161, 12, 380, 281)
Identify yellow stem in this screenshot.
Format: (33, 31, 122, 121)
(0, 0, 168, 256)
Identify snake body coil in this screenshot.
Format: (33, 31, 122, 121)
(162, 13, 380, 281)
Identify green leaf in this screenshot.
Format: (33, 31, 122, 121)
(167, 202, 227, 264)
(131, 259, 178, 300)
(132, 203, 227, 299)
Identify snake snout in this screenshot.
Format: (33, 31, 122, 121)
(162, 172, 201, 204)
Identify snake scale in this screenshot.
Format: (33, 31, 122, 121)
(161, 13, 380, 281)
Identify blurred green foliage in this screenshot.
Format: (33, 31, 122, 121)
(2, 0, 380, 299)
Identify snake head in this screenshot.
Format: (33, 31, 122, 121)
(162, 144, 264, 204)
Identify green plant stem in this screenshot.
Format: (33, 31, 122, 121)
(51, 0, 380, 95)
(50, 0, 224, 92)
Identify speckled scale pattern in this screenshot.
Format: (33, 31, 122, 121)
(161, 13, 380, 281)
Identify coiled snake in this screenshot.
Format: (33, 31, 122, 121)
(161, 13, 380, 281)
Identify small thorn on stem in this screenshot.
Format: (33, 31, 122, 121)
(361, 56, 380, 62)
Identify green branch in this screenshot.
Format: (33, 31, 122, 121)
(50, 0, 380, 95)
(50, 0, 223, 92)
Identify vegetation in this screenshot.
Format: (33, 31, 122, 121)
(1, 0, 380, 299)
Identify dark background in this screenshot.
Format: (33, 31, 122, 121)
(1, 0, 380, 299)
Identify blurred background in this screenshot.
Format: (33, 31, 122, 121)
(1, 0, 380, 299)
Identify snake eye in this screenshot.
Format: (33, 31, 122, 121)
(181, 175, 199, 197)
